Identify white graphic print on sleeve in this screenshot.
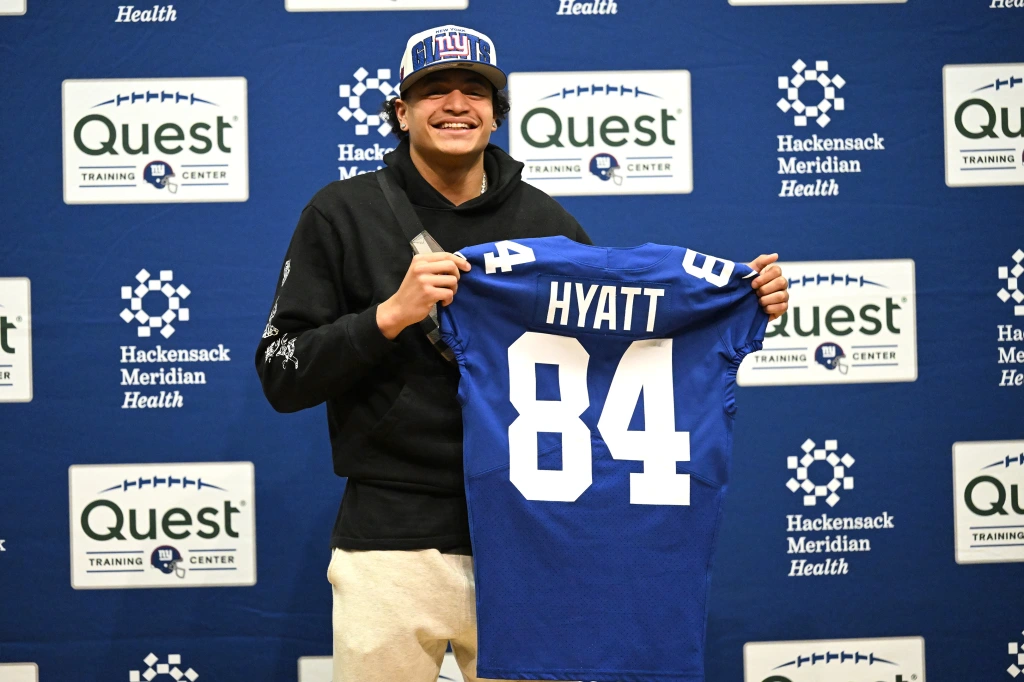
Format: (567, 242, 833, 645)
(264, 338, 281, 364)
(275, 335, 299, 370)
(263, 298, 280, 339)
(282, 260, 291, 286)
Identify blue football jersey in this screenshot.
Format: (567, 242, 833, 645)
(438, 235, 768, 682)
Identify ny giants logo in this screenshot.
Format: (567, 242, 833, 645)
(436, 33, 472, 59)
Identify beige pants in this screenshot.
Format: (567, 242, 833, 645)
(328, 548, 538, 682)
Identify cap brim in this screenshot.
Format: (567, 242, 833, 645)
(399, 62, 507, 96)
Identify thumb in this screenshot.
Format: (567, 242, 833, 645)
(748, 253, 779, 273)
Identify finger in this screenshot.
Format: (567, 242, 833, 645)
(757, 291, 789, 307)
(434, 287, 456, 307)
(418, 259, 462, 279)
(754, 275, 788, 296)
(415, 251, 459, 262)
(430, 252, 472, 272)
(751, 264, 784, 290)
(412, 252, 471, 274)
(762, 302, 788, 317)
(421, 275, 459, 291)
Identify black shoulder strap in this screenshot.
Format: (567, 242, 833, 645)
(377, 167, 425, 242)
(375, 168, 456, 364)
(377, 168, 448, 256)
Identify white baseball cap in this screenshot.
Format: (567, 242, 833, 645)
(398, 25, 507, 96)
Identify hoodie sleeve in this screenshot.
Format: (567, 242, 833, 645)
(255, 203, 398, 413)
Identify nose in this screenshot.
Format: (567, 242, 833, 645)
(441, 88, 471, 113)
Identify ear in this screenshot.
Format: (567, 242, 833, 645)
(393, 98, 409, 128)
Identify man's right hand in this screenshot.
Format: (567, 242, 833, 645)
(376, 252, 472, 340)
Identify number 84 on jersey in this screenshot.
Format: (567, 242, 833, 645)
(507, 332, 691, 507)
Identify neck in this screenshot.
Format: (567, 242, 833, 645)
(408, 144, 486, 206)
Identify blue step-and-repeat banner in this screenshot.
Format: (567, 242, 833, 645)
(0, 0, 1021, 680)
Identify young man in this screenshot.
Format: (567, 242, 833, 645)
(255, 25, 789, 682)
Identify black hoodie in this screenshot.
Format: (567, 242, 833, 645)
(256, 139, 592, 553)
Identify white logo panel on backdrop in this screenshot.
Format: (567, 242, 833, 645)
(62, 77, 249, 204)
(286, 0, 467, 10)
(0, 0, 25, 14)
(744, 636, 925, 682)
(298, 653, 467, 681)
(0, 277, 32, 403)
(953, 440, 1024, 565)
(509, 70, 692, 196)
(0, 664, 38, 682)
(69, 461, 256, 589)
(738, 260, 917, 386)
(944, 63, 1024, 187)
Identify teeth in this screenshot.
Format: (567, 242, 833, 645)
(440, 122, 471, 129)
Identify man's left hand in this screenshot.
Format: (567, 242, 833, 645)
(748, 253, 789, 322)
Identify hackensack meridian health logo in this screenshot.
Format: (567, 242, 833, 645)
(336, 67, 397, 180)
(738, 260, 917, 386)
(787, 438, 854, 508)
(119, 268, 232, 409)
(286, 0, 467, 10)
(775, 60, 887, 198)
(944, 64, 1024, 187)
(0, 277, 32, 403)
(743, 636, 925, 682)
(783, 438, 895, 578)
(69, 461, 256, 589)
(998, 249, 1024, 387)
(952, 440, 1024, 564)
(509, 70, 693, 196)
(62, 77, 248, 204)
(129, 654, 197, 682)
(1010, 631, 1024, 678)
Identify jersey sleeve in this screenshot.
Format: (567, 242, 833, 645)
(438, 297, 468, 363)
(714, 261, 769, 417)
(438, 247, 483, 367)
(439, 239, 542, 361)
(717, 262, 770, 362)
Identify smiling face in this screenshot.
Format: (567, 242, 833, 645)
(395, 69, 497, 167)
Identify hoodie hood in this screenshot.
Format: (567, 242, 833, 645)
(383, 138, 525, 212)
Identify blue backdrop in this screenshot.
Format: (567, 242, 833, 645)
(0, 0, 1020, 680)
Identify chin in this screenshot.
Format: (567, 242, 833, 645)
(431, 136, 488, 159)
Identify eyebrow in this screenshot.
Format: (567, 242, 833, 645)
(420, 72, 490, 89)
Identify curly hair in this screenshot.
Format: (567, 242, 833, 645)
(380, 86, 511, 141)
